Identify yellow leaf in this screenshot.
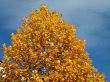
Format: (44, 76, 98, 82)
(68, 36, 72, 40)
(58, 42, 62, 47)
(50, 42, 54, 46)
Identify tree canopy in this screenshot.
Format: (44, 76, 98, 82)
(0, 4, 105, 82)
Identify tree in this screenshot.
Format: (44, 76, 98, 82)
(0, 4, 105, 82)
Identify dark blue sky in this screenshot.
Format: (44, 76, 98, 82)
(0, 0, 110, 81)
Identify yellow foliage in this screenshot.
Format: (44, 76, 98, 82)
(0, 4, 106, 82)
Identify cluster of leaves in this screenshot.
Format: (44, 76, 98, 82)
(0, 4, 105, 82)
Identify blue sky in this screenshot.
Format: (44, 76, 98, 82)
(0, 0, 110, 81)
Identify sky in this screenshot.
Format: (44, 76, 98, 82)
(0, 0, 110, 81)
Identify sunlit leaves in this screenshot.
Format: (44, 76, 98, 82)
(0, 4, 106, 82)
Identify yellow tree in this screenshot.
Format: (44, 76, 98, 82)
(0, 5, 105, 82)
